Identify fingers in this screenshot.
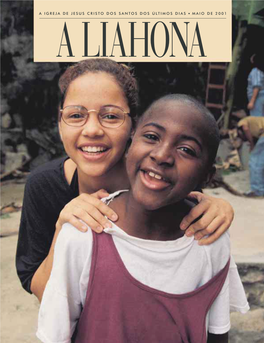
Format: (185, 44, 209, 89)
(180, 194, 234, 245)
(60, 212, 104, 234)
(180, 200, 210, 231)
(74, 206, 109, 232)
(183, 210, 232, 246)
(192, 215, 227, 239)
(185, 191, 204, 203)
(65, 215, 91, 233)
(56, 210, 90, 233)
(79, 194, 118, 221)
(181, 194, 234, 236)
(184, 210, 218, 237)
(91, 189, 109, 199)
(197, 222, 230, 245)
(57, 193, 119, 235)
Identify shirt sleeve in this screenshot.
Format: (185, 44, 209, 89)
(16, 173, 56, 293)
(16, 158, 76, 293)
(208, 255, 249, 334)
(37, 223, 93, 343)
(251, 68, 264, 88)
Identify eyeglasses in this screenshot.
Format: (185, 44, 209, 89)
(60, 105, 130, 129)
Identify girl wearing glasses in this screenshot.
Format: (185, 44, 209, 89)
(16, 58, 234, 302)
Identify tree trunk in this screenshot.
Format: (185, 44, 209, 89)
(223, 20, 248, 128)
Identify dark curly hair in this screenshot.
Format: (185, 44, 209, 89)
(58, 58, 139, 123)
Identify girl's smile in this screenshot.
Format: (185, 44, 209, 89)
(59, 72, 132, 180)
(78, 142, 111, 162)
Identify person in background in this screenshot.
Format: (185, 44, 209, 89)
(237, 116, 264, 197)
(247, 53, 264, 117)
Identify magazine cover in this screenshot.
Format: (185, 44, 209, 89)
(1, 1, 264, 342)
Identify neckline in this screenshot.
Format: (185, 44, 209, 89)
(105, 223, 194, 252)
(61, 156, 79, 195)
(70, 168, 79, 193)
(103, 190, 189, 247)
(106, 232, 230, 299)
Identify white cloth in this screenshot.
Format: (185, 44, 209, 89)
(37, 191, 249, 343)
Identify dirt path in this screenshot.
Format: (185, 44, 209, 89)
(1, 233, 39, 343)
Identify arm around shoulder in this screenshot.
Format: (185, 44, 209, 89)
(30, 223, 62, 302)
(180, 192, 234, 245)
(16, 171, 58, 295)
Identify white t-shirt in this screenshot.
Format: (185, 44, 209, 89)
(37, 192, 249, 343)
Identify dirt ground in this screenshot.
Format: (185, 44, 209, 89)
(1, 181, 39, 343)
(1, 171, 264, 343)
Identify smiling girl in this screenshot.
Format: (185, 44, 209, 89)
(16, 59, 234, 302)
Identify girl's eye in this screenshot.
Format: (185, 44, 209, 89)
(69, 113, 84, 119)
(179, 147, 197, 157)
(101, 114, 118, 120)
(143, 133, 159, 141)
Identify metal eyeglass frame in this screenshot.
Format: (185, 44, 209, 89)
(60, 105, 130, 128)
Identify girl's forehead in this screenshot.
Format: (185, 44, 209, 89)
(64, 72, 128, 106)
(69, 72, 118, 88)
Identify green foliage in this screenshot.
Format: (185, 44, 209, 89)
(232, 0, 264, 27)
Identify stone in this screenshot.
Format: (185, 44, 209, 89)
(221, 170, 251, 194)
(231, 308, 264, 332)
(12, 113, 23, 128)
(0, 98, 10, 115)
(216, 138, 234, 163)
(4, 151, 30, 173)
(245, 284, 264, 308)
(29, 150, 53, 171)
(230, 308, 264, 343)
(241, 270, 264, 284)
(1, 113, 12, 129)
(229, 330, 264, 343)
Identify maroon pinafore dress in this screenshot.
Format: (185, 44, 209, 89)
(75, 232, 230, 343)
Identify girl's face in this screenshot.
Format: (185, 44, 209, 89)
(59, 72, 132, 178)
(126, 101, 213, 210)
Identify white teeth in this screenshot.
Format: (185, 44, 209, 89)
(148, 171, 162, 180)
(81, 146, 106, 152)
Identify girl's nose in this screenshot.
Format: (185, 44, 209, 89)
(81, 112, 104, 137)
(150, 144, 175, 167)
